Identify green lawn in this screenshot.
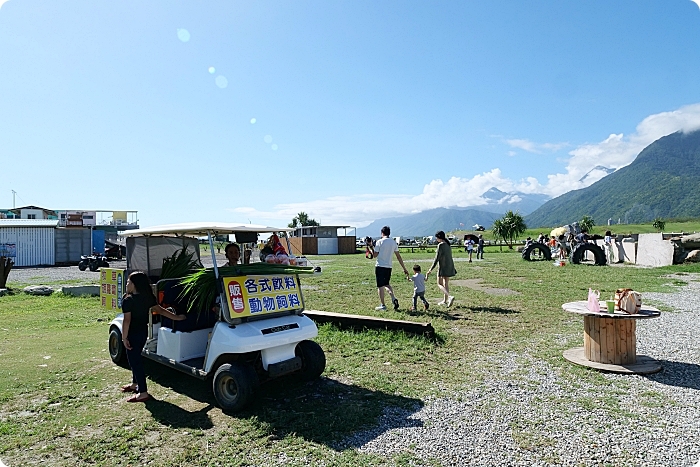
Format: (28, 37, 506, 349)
(1, 251, 698, 466)
(451, 217, 700, 243)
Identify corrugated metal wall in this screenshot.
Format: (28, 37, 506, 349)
(0, 227, 55, 266)
(55, 228, 91, 264)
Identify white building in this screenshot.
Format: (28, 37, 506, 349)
(0, 219, 58, 266)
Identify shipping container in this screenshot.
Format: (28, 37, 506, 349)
(0, 220, 57, 266)
(55, 227, 92, 264)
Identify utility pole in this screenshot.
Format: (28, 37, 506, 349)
(11, 190, 16, 208)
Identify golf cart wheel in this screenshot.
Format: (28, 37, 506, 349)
(89, 261, 99, 272)
(212, 363, 259, 412)
(571, 243, 607, 266)
(78, 261, 88, 271)
(295, 340, 326, 381)
(108, 327, 128, 367)
(521, 243, 552, 261)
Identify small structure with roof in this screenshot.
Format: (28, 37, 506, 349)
(287, 225, 356, 255)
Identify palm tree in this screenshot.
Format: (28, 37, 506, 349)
(580, 215, 595, 233)
(493, 210, 527, 249)
(288, 212, 320, 228)
(492, 219, 507, 252)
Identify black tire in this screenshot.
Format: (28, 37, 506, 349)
(571, 243, 607, 266)
(102, 261, 110, 268)
(521, 243, 552, 261)
(78, 261, 88, 271)
(295, 340, 326, 381)
(108, 327, 128, 367)
(89, 261, 99, 272)
(212, 363, 259, 412)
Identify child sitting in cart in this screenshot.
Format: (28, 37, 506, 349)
(407, 264, 430, 312)
(223, 243, 240, 266)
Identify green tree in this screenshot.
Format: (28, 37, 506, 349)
(288, 212, 320, 228)
(492, 219, 506, 252)
(492, 210, 527, 249)
(580, 215, 595, 233)
(652, 217, 666, 232)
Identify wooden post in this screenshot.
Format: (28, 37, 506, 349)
(0, 256, 13, 288)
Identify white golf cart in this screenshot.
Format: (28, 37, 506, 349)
(106, 222, 325, 411)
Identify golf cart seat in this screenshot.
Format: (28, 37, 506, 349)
(157, 278, 219, 332)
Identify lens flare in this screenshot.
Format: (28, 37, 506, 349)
(264, 135, 273, 144)
(271, 144, 278, 151)
(208, 67, 216, 74)
(250, 118, 257, 124)
(177, 29, 190, 42)
(215, 76, 228, 88)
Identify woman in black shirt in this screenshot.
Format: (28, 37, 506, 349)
(121, 271, 184, 402)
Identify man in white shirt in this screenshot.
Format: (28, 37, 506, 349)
(370, 226, 409, 311)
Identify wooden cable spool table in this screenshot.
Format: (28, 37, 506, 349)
(561, 301, 662, 374)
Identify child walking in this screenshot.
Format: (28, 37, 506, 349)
(407, 265, 430, 311)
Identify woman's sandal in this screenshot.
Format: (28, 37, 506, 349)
(126, 394, 153, 403)
(120, 385, 137, 393)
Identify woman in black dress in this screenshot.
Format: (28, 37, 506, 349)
(120, 271, 184, 402)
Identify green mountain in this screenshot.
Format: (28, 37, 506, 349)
(526, 130, 700, 228)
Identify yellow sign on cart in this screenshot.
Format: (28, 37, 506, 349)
(223, 274, 304, 318)
(100, 268, 125, 311)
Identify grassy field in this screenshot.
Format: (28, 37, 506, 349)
(1, 250, 699, 466)
(452, 218, 700, 243)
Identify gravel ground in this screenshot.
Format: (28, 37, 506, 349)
(4, 253, 329, 289)
(5, 266, 700, 466)
(335, 274, 700, 467)
(5, 260, 127, 288)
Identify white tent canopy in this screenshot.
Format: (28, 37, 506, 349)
(120, 222, 293, 238)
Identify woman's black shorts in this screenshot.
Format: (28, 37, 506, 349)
(375, 266, 392, 288)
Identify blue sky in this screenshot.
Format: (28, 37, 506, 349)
(2, 0, 700, 228)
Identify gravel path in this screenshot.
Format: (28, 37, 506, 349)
(337, 274, 700, 466)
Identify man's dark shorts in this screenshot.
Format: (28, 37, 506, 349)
(375, 266, 392, 288)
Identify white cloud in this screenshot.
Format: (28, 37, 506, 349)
(233, 103, 700, 227)
(231, 169, 543, 227)
(543, 102, 700, 197)
(506, 138, 568, 154)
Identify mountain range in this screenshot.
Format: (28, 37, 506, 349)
(356, 129, 700, 237)
(356, 190, 548, 238)
(525, 129, 700, 228)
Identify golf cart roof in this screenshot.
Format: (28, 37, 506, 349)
(119, 222, 294, 238)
